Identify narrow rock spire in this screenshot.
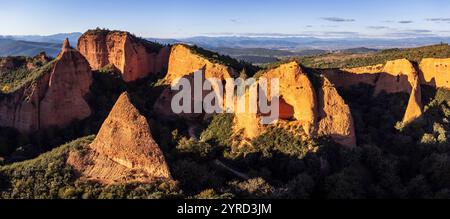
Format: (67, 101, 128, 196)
(62, 38, 71, 52)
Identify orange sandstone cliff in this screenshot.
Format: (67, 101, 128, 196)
(68, 92, 172, 184)
(153, 44, 237, 121)
(163, 44, 236, 83)
(419, 58, 450, 89)
(373, 59, 417, 96)
(77, 30, 170, 82)
(0, 39, 92, 133)
(233, 61, 356, 147)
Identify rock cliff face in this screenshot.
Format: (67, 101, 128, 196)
(77, 30, 170, 82)
(153, 44, 236, 121)
(373, 59, 417, 96)
(164, 44, 236, 84)
(68, 92, 172, 184)
(233, 61, 356, 147)
(420, 58, 450, 89)
(0, 39, 92, 133)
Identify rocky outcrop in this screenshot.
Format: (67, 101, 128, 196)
(403, 75, 423, 124)
(317, 77, 356, 147)
(233, 61, 356, 147)
(77, 30, 170, 82)
(0, 39, 92, 133)
(262, 61, 317, 135)
(419, 58, 450, 89)
(68, 92, 172, 184)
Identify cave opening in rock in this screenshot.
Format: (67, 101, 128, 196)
(278, 96, 295, 121)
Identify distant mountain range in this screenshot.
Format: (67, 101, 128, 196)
(147, 36, 450, 51)
(0, 38, 61, 57)
(1, 32, 449, 62)
(0, 33, 81, 57)
(0, 33, 81, 45)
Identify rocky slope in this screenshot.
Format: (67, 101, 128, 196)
(77, 29, 170, 82)
(0, 39, 92, 133)
(68, 92, 172, 184)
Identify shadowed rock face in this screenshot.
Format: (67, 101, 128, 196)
(233, 61, 356, 147)
(318, 77, 356, 147)
(322, 64, 382, 88)
(77, 30, 170, 82)
(68, 92, 172, 184)
(0, 39, 92, 133)
(322, 58, 427, 126)
(420, 58, 450, 89)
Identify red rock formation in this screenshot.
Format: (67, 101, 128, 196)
(0, 39, 92, 133)
(77, 30, 169, 82)
(68, 92, 172, 184)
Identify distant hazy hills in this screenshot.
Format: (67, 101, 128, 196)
(1, 32, 449, 64)
(148, 36, 450, 50)
(0, 33, 81, 57)
(0, 33, 81, 45)
(0, 38, 61, 57)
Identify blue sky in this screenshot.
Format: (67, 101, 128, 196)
(1, 0, 449, 38)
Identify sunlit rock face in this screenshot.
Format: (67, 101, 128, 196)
(233, 61, 356, 148)
(68, 92, 172, 184)
(77, 30, 170, 82)
(419, 58, 450, 89)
